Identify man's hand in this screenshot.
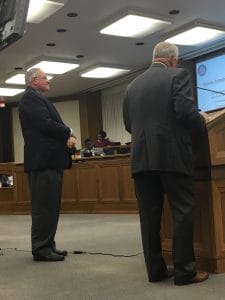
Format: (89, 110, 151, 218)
(67, 136, 76, 148)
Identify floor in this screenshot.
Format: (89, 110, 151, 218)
(0, 214, 225, 300)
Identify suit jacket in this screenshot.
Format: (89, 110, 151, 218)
(18, 87, 72, 172)
(123, 63, 206, 176)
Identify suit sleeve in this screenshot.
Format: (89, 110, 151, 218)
(172, 68, 206, 133)
(19, 91, 71, 141)
(123, 89, 131, 133)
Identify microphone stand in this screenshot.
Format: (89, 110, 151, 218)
(196, 86, 225, 96)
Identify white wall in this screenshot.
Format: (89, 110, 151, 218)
(12, 107, 23, 163)
(13, 100, 81, 163)
(101, 83, 131, 144)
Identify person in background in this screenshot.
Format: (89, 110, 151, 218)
(18, 68, 76, 262)
(94, 130, 111, 147)
(123, 42, 209, 285)
(80, 138, 95, 157)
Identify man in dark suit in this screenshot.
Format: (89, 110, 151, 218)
(123, 42, 209, 285)
(18, 68, 76, 262)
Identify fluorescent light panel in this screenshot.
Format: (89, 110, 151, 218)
(0, 88, 25, 96)
(100, 14, 171, 38)
(28, 61, 79, 74)
(5, 74, 53, 85)
(27, 0, 64, 23)
(165, 26, 225, 45)
(81, 67, 130, 78)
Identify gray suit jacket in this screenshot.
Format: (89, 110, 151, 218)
(123, 63, 206, 176)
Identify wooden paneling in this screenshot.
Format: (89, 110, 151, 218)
(13, 164, 31, 214)
(207, 108, 225, 165)
(98, 163, 120, 203)
(0, 155, 137, 215)
(211, 179, 225, 256)
(0, 188, 13, 213)
(119, 164, 136, 202)
(76, 164, 99, 202)
(62, 168, 77, 201)
(0, 163, 14, 213)
(79, 91, 102, 146)
(0, 107, 14, 163)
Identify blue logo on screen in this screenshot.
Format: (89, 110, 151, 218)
(197, 64, 207, 76)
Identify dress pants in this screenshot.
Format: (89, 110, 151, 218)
(134, 171, 197, 283)
(27, 169, 63, 255)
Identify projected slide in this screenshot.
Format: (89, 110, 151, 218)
(196, 53, 225, 112)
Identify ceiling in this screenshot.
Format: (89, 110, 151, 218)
(1, 0, 225, 103)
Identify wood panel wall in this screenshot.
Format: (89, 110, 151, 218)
(79, 91, 103, 146)
(0, 107, 14, 162)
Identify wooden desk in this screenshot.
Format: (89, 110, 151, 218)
(162, 108, 225, 273)
(0, 163, 14, 214)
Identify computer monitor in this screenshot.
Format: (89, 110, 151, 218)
(195, 50, 225, 112)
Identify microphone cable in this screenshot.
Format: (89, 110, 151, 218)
(0, 247, 143, 258)
(73, 250, 143, 257)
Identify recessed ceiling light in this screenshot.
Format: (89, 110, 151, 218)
(80, 66, 130, 78)
(100, 14, 171, 38)
(0, 87, 25, 96)
(57, 28, 67, 33)
(27, 0, 65, 23)
(67, 12, 78, 18)
(169, 10, 180, 15)
(5, 74, 53, 85)
(165, 25, 225, 45)
(28, 60, 80, 74)
(46, 43, 56, 47)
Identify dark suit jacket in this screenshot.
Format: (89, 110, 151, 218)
(18, 87, 72, 172)
(123, 63, 206, 176)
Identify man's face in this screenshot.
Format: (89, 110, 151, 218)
(97, 134, 102, 140)
(33, 70, 50, 93)
(170, 56, 178, 68)
(86, 141, 93, 149)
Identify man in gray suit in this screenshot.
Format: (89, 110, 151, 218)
(123, 42, 209, 285)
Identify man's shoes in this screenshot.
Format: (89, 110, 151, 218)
(149, 268, 174, 282)
(175, 271, 209, 285)
(51, 244, 68, 256)
(33, 250, 65, 262)
(52, 249, 68, 256)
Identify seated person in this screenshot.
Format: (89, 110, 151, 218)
(94, 130, 111, 148)
(80, 138, 95, 157)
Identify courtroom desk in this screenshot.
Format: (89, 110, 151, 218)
(0, 155, 138, 214)
(0, 163, 14, 213)
(62, 154, 137, 213)
(0, 187, 14, 213)
(162, 108, 225, 273)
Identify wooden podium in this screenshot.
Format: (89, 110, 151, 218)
(162, 108, 225, 273)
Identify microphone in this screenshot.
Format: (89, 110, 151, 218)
(196, 86, 225, 96)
